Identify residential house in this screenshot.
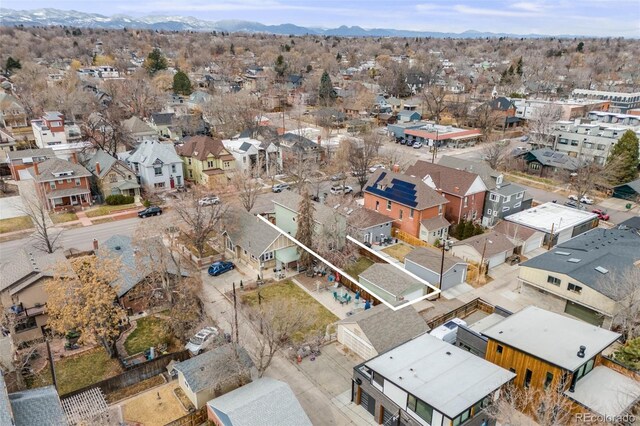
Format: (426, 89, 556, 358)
(222, 137, 281, 176)
(29, 155, 92, 211)
(612, 177, 640, 201)
(418, 215, 451, 245)
(518, 227, 640, 327)
(121, 116, 158, 143)
(487, 97, 521, 129)
(84, 149, 141, 199)
(120, 140, 184, 190)
(0, 248, 68, 345)
(6, 148, 55, 181)
(406, 161, 487, 225)
(515, 148, 578, 177)
(187, 91, 213, 112)
(363, 168, 449, 239)
(337, 304, 430, 360)
(504, 202, 598, 247)
(100, 235, 188, 314)
(404, 247, 468, 291)
(31, 111, 82, 149)
(172, 344, 254, 409)
(206, 378, 312, 426)
(352, 332, 515, 426)
(0, 374, 67, 426)
(492, 220, 544, 255)
(358, 264, 426, 306)
(177, 136, 236, 188)
(397, 106, 422, 123)
(148, 112, 177, 139)
(0, 92, 33, 146)
(346, 208, 394, 245)
(278, 132, 323, 163)
(483, 306, 640, 419)
(223, 209, 294, 275)
(0, 129, 17, 157)
(451, 231, 516, 270)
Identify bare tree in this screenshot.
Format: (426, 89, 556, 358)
(173, 190, 226, 258)
(481, 141, 509, 170)
(600, 267, 640, 341)
(560, 160, 603, 198)
(349, 133, 383, 194)
(19, 196, 61, 254)
(379, 145, 415, 172)
(82, 111, 134, 157)
(283, 153, 318, 194)
(529, 104, 563, 147)
(472, 104, 502, 142)
(229, 167, 263, 212)
(422, 86, 448, 124)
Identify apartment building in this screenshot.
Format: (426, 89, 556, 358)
(571, 89, 640, 113)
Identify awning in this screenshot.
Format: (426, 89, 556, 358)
(275, 246, 299, 264)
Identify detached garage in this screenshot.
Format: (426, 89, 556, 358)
(450, 231, 516, 271)
(493, 220, 544, 255)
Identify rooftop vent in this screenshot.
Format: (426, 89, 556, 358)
(114, 246, 121, 251)
(577, 345, 586, 358)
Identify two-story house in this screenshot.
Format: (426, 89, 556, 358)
(363, 168, 449, 241)
(517, 227, 640, 328)
(0, 92, 33, 148)
(6, 148, 55, 181)
(483, 306, 640, 420)
(352, 332, 515, 426)
(177, 136, 236, 188)
(121, 116, 158, 143)
(405, 161, 486, 225)
(119, 140, 184, 190)
(222, 137, 281, 177)
(84, 149, 141, 199)
(29, 155, 92, 211)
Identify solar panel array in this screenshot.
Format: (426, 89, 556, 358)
(365, 172, 419, 208)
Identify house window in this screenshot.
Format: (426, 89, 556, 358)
(399, 209, 403, 220)
(207, 161, 214, 168)
(189, 170, 193, 178)
(223, 161, 231, 168)
(524, 369, 532, 388)
(493, 210, 497, 217)
(375, 201, 379, 211)
(568, 283, 582, 294)
(516, 192, 523, 199)
(502, 206, 510, 212)
(410, 208, 414, 219)
(154, 182, 165, 188)
(472, 210, 477, 219)
(407, 395, 433, 424)
(14, 316, 37, 333)
(66, 178, 72, 183)
(452, 408, 471, 426)
(497, 345, 503, 354)
(260, 251, 274, 261)
(387, 200, 391, 211)
(487, 209, 492, 215)
(109, 174, 117, 183)
(75, 178, 81, 186)
(243, 157, 247, 163)
(226, 238, 234, 251)
(57, 180, 63, 184)
(154, 166, 163, 176)
(438, 204, 443, 215)
(489, 193, 499, 202)
(171, 164, 176, 173)
(503, 195, 511, 202)
(50, 182, 56, 189)
(514, 202, 521, 208)
(372, 372, 384, 389)
(547, 275, 561, 286)
(544, 372, 554, 389)
(530, 163, 541, 170)
(463, 196, 468, 207)
(188, 158, 192, 165)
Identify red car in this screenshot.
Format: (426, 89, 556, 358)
(592, 209, 610, 221)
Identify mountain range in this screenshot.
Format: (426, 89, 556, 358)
(0, 8, 576, 38)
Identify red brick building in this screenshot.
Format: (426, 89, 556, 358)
(6, 148, 55, 180)
(405, 161, 487, 224)
(363, 168, 448, 238)
(29, 154, 92, 211)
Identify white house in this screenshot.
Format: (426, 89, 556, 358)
(222, 137, 281, 176)
(119, 140, 184, 190)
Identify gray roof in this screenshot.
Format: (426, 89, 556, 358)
(207, 378, 312, 426)
(482, 306, 620, 371)
(225, 210, 281, 258)
(419, 215, 450, 231)
(359, 264, 424, 297)
(520, 228, 640, 299)
(524, 148, 579, 171)
(28, 157, 92, 182)
(0, 248, 67, 293)
(614, 177, 640, 193)
(272, 191, 342, 228)
(9, 385, 66, 426)
(84, 149, 135, 180)
(7, 148, 55, 162)
(124, 140, 182, 167)
(173, 344, 253, 394)
(0, 375, 12, 426)
(338, 304, 430, 353)
(347, 208, 394, 230)
(438, 156, 500, 190)
(99, 235, 187, 297)
(122, 116, 155, 134)
(490, 182, 526, 197)
(365, 333, 515, 418)
(452, 231, 516, 258)
(46, 187, 91, 199)
(405, 247, 466, 275)
(150, 112, 174, 126)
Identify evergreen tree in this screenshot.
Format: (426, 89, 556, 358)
(274, 55, 288, 79)
(516, 57, 523, 76)
(5, 57, 21, 75)
(295, 189, 316, 270)
(318, 70, 336, 106)
(229, 43, 235, 55)
(454, 221, 466, 239)
(144, 48, 168, 75)
(576, 41, 584, 52)
(608, 130, 639, 185)
(336, 52, 342, 61)
(462, 220, 475, 240)
(615, 337, 640, 370)
(173, 70, 192, 95)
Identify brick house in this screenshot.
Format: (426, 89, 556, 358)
(29, 154, 92, 211)
(363, 169, 448, 238)
(6, 148, 55, 181)
(406, 160, 487, 224)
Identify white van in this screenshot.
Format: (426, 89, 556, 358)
(429, 318, 467, 344)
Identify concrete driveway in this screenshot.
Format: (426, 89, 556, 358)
(0, 196, 25, 220)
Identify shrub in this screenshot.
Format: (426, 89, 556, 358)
(143, 199, 151, 208)
(105, 194, 134, 205)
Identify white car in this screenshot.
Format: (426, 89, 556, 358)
(369, 164, 385, 173)
(272, 183, 290, 193)
(413, 142, 423, 149)
(198, 196, 220, 206)
(430, 318, 467, 344)
(330, 185, 353, 195)
(185, 326, 219, 355)
(568, 194, 579, 202)
(580, 195, 594, 205)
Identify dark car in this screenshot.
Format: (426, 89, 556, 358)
(208, 261, 235, 276)
(138, 206, 162, 218)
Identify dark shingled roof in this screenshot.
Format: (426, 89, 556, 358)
(364, 169, 448, 211)
(177, 135, 230, 161)
(406, 160, 484, 196)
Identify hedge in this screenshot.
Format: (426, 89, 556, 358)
(105, 194, 134, 205)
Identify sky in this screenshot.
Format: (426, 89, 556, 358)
(2, 0, 640, 37)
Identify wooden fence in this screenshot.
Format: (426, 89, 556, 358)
(392, 228, 430, 248)
(165, 407, 208, 426)
(426, 298, 495, 330)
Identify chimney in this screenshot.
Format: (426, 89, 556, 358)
(317, 135, 321, 146)
(71, 152, 78, 164)
(392, 164, 400, 173)
(92, 239, 99, 251)
(33, 162, 39, 176)
(577, 345, 586, 358)
(95, 162, 101, 175)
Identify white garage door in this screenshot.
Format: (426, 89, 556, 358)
(488, 251, 506, 269)
(556, 228, 573, 245)
(18, 169, 33, 180)
(338, 326, 376, 360)
(523, 235, 543, 254)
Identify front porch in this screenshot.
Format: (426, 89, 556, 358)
(47, 188, 92, 212)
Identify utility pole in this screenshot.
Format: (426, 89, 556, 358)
(437, 239, 447, 300)
(431, 129, 439, 163)
(232, 282, 239, 344)
(258, 290, 264, 335)
(547, 222, 555, 250)
(477, 239, 492, 285)
(46, 340, 58, 391)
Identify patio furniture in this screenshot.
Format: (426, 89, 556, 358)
(346, 295, 352, 304)
(333, 292, 339, 302)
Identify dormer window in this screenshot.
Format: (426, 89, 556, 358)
(496, 174, 504, 185)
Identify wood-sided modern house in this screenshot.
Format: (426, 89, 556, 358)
(84, 149, 141, 200)
(177, 135, 236, 188)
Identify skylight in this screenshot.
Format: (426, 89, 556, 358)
(595, 266, 609, 274)
(555, 251, 571, 256)
(567, 258, 581, 263)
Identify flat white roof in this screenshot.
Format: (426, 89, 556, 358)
(566, 366, 640, 417)
(365, 333, 515, 417)
(504, 202, 597, 234)
(482, 306, 620, 371)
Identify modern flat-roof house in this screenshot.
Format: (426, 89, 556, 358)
(222, 137, 281, 177)
(352, 332, 515, 426)
(571, 89, 640, 113)
(504, 202, 598, 248)
(483, 306, 640, 420)
(404, 247, 468, 291)
(450, 231, 516, 270)
(518, 227, 640, 327)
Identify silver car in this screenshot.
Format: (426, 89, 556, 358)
(185, 326, 219, 355)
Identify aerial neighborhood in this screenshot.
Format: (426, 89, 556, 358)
(0, 5, 639, 426)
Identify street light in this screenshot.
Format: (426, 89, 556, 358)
(477, 239, 493, 285)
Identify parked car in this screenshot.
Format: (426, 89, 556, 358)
(520, 135, 530, 142)
(272, 183, 290, 193)
(592, 209, 610, 221)
(330, 172, 346, 181)
(413, 142, 423, 149)
(514, 146, 528, 152)
(399, 138, 407, 145)
(430, 318, 467, 344)
(406, 140, 415, 147)
(208, 261, 235, 276)
(564, 200, 585, 210)
(185, 326, 219, 355)
(351, 169, 365, 177)
(198, 196, 220, 206)
(138, 206, 162, 218)
(568, 194, 579, 202)
(330, 185, 353, 195)
(369, 164, 385, 173)
(580, 195, 594, 205)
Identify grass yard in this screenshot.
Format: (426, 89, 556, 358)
(177, 232, 219, 257)
(343, 257, 375, 278)
(29, 348, 123, 395)
(85, 203, 137, 218)
(122, 383, 186, 426)
(241, 280, 338, 343)
(124, 316, 173, 356)
(382, 242, 414, 262)
(0, 216, 32, 234)
(50, 212, 78, 224)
